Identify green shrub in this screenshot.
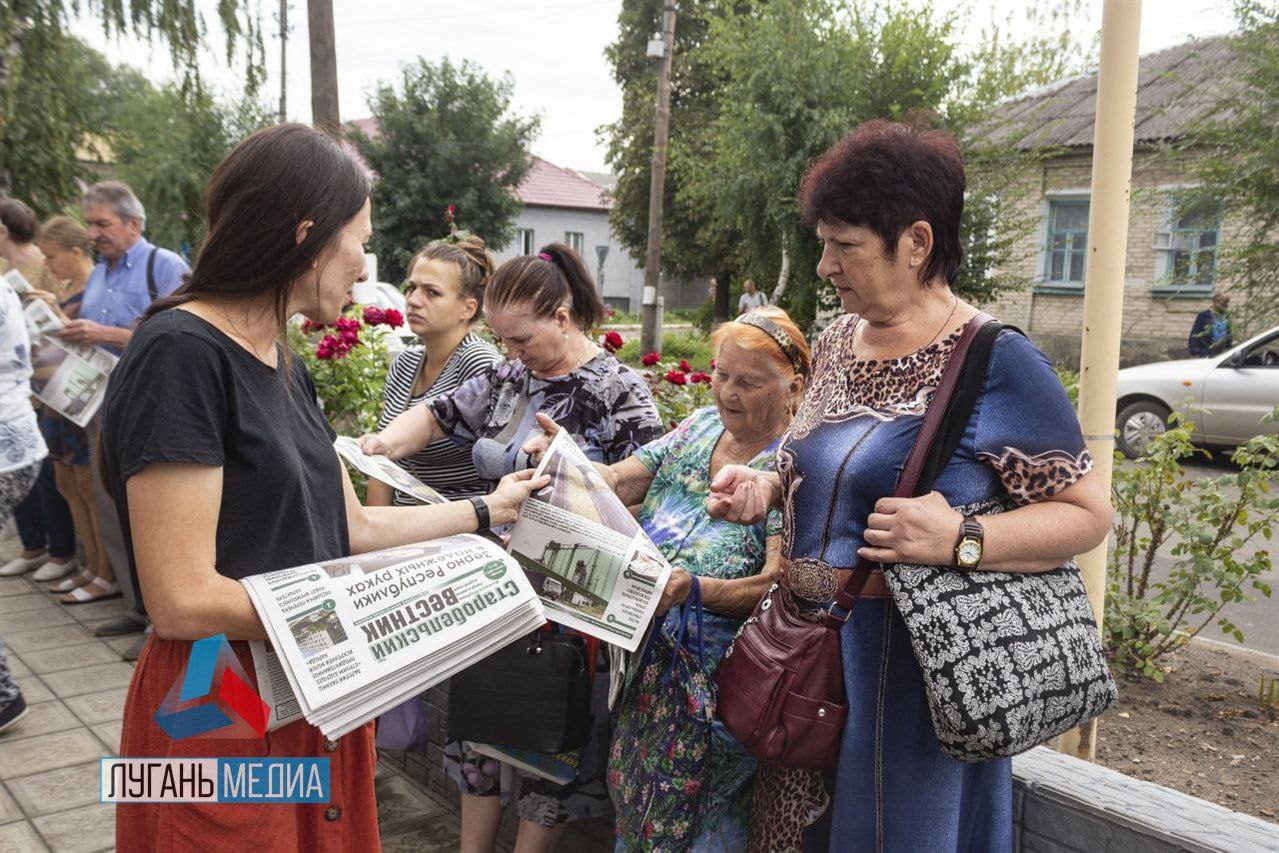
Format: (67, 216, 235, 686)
(1105, 407, 1278, 680)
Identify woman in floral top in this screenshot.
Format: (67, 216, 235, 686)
(525, 307, 812, 850)
(364, 243, 664, 850)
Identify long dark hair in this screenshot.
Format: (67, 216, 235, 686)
(486, 242, 605, 330)
(144, 123, 372, 328)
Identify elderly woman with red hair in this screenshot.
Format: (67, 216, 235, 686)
(708, 120, 1113, 852)
(526, 306, 811, 850)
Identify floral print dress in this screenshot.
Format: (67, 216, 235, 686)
(612, 406, 783, 849)
(779, 314, 1092, 852)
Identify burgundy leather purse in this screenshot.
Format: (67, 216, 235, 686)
(713, 315, 996, 770)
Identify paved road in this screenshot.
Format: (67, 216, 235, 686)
(1112, 454, 1277, 658)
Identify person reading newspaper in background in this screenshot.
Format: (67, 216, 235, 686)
(97, 124, 548, 853)
(360, 244, 663, 853)
(69, 181, 191, 660)
(366, 230, 500, 508)
(31, 217, 121, 604)
(523, 306, 811, 850)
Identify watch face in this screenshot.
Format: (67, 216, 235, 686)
(957, 539, 982, 567)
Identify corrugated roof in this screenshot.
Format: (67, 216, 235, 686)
(514, 157, 611, 211)
(982, 35, 1243, 150)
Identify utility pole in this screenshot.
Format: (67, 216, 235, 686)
(307, 0, 340, 134)
(639, 1, 677, 355)
(277, 0, 289, 123)
(1057, 0, 1141, 761)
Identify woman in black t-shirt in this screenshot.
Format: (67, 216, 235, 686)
(102, 124, 547, 853)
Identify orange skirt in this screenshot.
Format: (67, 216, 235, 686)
(116, 635, 380, 853)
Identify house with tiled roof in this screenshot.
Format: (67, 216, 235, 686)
(495, 156, 698, 313)
(978, 35, 1250, 365)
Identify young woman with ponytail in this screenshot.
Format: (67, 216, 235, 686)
(366, 236, 501, 506)
(360, 243, 664, 851)
(100, 123, 548, 852)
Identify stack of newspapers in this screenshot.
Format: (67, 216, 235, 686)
(242, 533, 546, 738)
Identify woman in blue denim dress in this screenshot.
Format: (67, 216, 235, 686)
(707, 120, 1114, 852)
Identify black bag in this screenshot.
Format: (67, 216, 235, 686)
(447, 631, 592, 754)
(885, 321, 1117, 761)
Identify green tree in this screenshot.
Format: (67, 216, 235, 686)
(601, 0, 751, 286)
(350, 58, 540, 284)
(111, 81, 271, 253)
(1177, 1, 1279, 334)
(1, 0, 264, 213)
(602, 0, 1096, 330)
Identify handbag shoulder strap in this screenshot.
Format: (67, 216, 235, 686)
(824, 313, 996, 629)
(913, 320, 1010, 494)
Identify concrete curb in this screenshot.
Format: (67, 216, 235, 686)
(1013, 746, 1276, 852)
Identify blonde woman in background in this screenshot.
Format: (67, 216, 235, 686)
(34, 217, 119, 602)
(366, 235, 500, 507)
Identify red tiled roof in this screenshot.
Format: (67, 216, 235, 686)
(347, 117, 380, 139)
(515, 156, 611, 211)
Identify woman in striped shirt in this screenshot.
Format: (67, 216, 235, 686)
(367, 236, 501, 506)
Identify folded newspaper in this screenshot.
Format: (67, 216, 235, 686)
(29, 337, 118, 428)
(243, 534, 545, 738)
(506, 430, 672, 653)
(23, 297, 65, 340)
(3, 268, 31, 295)
(12, 281, 120, 428)
(333, 436, 446, 505)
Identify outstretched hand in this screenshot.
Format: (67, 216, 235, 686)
(358, 433, 395, 459)
(706, 464, 774, 526)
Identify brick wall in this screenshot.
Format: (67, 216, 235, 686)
(980, 149, 1246, 367)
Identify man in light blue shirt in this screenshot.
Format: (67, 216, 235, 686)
(57, 181, 187, 656)
(55, 181, 187, 355)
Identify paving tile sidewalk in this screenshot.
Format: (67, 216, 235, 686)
(0, 533, 464, 852)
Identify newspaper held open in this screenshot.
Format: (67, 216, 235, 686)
(243, 533, 544, 739)
(23, 298, 64, 340)
(506, 429, 671, 653)
(3, 269, 31, 295)
(333, 436, 447, 505)
(28, 338, 118, 428)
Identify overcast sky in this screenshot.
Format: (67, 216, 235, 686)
(69, 0, 1236, 173)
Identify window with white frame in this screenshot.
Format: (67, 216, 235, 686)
(1044, 200, 1089, 286)
(564, 231, 584, 254)
(1154, 202, 1220, 291)
(515, 228, 535, 255)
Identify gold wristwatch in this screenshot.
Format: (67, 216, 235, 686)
(954, 515, 984, 569)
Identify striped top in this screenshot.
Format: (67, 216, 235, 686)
(377, 332, 502, 504)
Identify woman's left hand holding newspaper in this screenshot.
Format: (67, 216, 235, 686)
(483, 469, 551, 526)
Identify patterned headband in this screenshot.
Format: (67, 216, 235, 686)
(737, 313, 806, 376)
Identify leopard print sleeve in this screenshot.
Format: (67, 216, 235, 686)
(973, 331, 1094, 505)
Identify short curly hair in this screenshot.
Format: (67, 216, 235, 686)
(799, 119, 965, 285)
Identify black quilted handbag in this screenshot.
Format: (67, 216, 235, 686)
(886, 322, 1117, 762)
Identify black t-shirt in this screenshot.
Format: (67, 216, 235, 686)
(102, 309, 349, 613)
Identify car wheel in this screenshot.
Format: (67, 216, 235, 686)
(1116, 400, 1171, 459)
